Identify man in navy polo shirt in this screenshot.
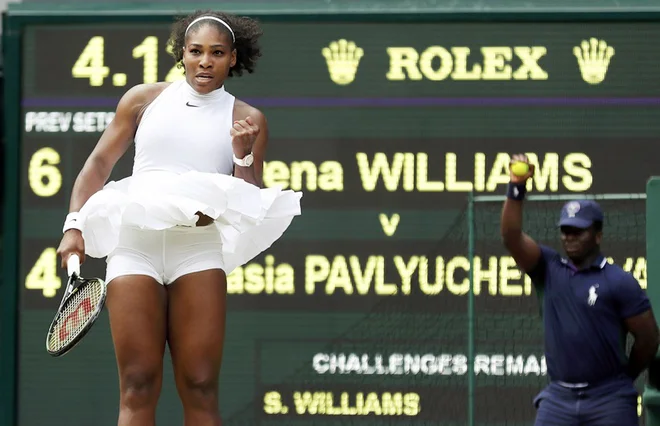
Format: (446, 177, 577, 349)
(500, 154, 659, 425)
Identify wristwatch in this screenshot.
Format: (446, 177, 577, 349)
(233, 152, 254, 167)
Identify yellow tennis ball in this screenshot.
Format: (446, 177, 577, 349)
(511, 161, 530, 177)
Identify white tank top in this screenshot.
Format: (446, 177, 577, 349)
(132, 80, 236, 175)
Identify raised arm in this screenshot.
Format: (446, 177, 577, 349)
(500, 154, 542, 273)
(231, 101, 268, 188)
(56, 83, 166, 267)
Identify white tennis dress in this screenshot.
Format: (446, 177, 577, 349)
(78, 79, 302, 276)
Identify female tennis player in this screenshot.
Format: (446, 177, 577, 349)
(56, 10, 301, 426)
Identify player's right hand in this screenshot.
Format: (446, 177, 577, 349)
(57, 230, 86, 269)
(509, 153, 535, 184)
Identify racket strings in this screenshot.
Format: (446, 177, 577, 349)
(47, 281, 104, 351)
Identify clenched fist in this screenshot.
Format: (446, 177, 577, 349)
(231, 116, 260, 157)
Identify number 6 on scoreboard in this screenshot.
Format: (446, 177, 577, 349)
(29, 147, 62, 197)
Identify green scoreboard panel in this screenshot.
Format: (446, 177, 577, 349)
(3, 11, 659, 426)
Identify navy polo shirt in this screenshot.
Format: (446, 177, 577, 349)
(527, 245, 651, 384)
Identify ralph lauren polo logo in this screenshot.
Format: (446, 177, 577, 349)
(587, 284, 599, 306)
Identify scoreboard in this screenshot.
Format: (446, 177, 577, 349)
(3, 10, 660, 426)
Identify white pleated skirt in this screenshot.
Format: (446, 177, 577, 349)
(78, 170, 302, 274)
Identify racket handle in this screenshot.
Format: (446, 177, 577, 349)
(67, 254, 81, 277)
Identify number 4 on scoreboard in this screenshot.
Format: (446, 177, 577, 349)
(72, 36, 110, 87)
(25, 248, 62, 298)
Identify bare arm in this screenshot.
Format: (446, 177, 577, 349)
(57, 83, 166, 266)
(69, 83, 166, 211)
(500, 154, 542, 273)
(232, 103, 268, 188)
(501, 198, 542, 273)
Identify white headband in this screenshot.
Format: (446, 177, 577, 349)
(185, 16, 235, 42)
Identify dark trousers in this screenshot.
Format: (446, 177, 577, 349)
(533, 378, 639, 426)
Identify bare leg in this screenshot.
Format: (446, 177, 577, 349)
(107, 276, 167, 426)
(167, 269, 227, 426)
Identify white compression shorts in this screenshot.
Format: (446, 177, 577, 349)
(105, 224, 225, 285)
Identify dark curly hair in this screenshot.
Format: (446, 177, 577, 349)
(168, 10, 263, 78)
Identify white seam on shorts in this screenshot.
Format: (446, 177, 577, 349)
(106, 270, 164, 285)
(165, 253, 225, 284)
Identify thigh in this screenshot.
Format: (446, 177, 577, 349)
(107, 275, 168, 384)
(581, 392, 638, 426)
(167, 269, 228, 384)
(534, 390, 579, 426)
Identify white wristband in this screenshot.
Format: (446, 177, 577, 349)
(62, 212, 84, 234)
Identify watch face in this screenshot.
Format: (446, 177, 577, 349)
(245, 154, 254, 166)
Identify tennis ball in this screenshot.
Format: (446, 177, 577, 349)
(511, 161, 530, 177)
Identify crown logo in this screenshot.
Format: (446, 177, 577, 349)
(573, 38, 614, 85)
(322, 39, 364, 85)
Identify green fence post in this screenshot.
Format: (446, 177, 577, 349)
(0, 12, 21, 426)
(644, 177, 660, 425)
(467, 192, 475, 426)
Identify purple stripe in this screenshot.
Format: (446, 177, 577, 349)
(21, 96, 660, 108)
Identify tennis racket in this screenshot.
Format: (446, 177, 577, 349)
(45, 254, 107, 357)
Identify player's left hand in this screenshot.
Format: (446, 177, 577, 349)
(194, 211, 214, 227)
(231, 116, 260, 157)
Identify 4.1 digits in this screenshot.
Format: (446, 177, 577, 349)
(72, 36, 184, 87)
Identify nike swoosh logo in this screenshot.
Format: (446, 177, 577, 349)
(186, 102, 199, 107)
